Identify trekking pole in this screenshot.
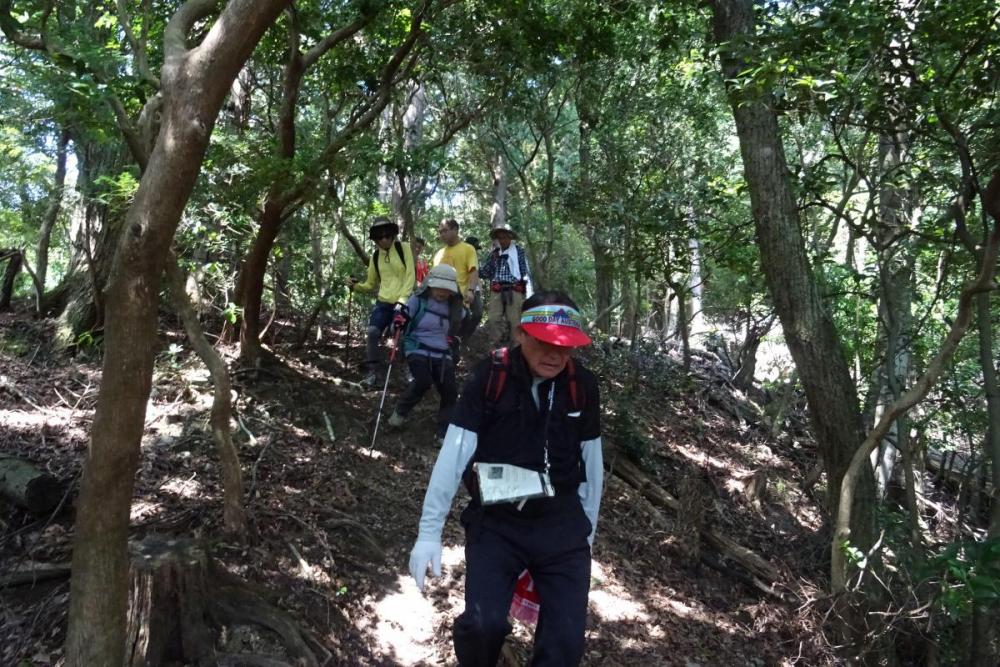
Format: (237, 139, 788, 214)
(369, 325, 402, 453)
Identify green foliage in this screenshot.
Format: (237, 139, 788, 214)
(925, 539, 1000, 618)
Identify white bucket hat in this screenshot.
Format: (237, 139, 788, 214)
(419, 264, 460, 295)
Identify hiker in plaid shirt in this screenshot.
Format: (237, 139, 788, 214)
(478, 224, 533, 346)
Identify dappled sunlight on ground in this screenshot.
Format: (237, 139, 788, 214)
(160, 474, 204, 498)
(0, 408, 91, 444)
(129, 499, 163, 522)
(366, 544, 465, 664)
(589, 559, 651, 624)
(370, 577, 439, 663)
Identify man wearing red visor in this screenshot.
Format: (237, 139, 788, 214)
(409, 291, 604, 666)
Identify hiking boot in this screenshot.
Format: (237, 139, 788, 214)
(387, 411, 405, 428)
(360, 372, 379, 389)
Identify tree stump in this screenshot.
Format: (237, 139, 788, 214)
(0, 456, 64, 514)
(125, 536, 216, 667)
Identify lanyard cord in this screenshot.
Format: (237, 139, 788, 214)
(541, 382, 554, 477)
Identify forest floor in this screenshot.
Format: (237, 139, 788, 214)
(0, 307, 842, 666)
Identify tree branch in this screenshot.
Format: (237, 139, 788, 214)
(832, 171, 1000, 593)
(116, 0, 159, 88)
(164, 0, 218, 60)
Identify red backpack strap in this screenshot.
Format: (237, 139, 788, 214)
(484, 347, 510, 404)
(566, 358, 583, 411)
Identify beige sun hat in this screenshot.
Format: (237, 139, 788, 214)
(489, 224, 518, 240)
(419, 264, 460, 295)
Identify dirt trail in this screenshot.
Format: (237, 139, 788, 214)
(1, 314, 830, 665)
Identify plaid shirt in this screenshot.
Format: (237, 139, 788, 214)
(479, 244, 529, 284)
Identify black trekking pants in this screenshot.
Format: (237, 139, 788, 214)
(453, 495, 592, 667)
(395, 355, 456, 438)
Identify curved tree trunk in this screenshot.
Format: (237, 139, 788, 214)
(65, 3, 292, 664)
(166, 254, 247, 538)
(233, 9, 421, 364)
(236, 199, 286, 366)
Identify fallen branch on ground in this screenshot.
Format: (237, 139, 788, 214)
(611, 455, 785, 595)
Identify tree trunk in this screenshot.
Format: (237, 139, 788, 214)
(591, 235, 614, 333)
(536, 128, 556, 290)
(233, 11, 419, 362)
(732, 328, 764, 392)
(971, 284, 1000, 666)
(490, 153, 507, 229)
(396, 81, 427, 239)
(710, 0, 877, 546)
(0, 249, 22, 310)
(236, 200, 285, 366)
(229, 66, 253, 133)
(166, 255, 247, 538)
(687, 235, 704, 337)
(42, 139, 124, 345)
(871, 130, 917, 501)
(309, 206, 324, 293)
(576, 77, 612, 332)
(65, 3, 291, 664)
(35, 128, 71, 303)
(670, 279, 691, 371)
(832, 172, 1000, 597)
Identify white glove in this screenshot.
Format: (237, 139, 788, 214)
(409, 539, 442, 592)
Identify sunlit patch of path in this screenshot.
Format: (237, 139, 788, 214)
(368, 544, 466, 664)
(367, 549, 690, 664)
(588, 559, 653, 624)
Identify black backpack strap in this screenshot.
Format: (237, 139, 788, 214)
(372, 242, 406, 283)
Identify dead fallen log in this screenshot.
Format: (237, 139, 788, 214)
(0, 456, 64, 514)
(0, 563, 71, 588)
(611, 455, 784, 592)
(216, 653, 295, 667)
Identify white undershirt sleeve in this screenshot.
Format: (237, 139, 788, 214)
(578, 437, 604, 546)
(416, 424, 478, 543)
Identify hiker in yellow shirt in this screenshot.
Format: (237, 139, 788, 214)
(348, 217, 415, 387)
(433, 218, 482, 356)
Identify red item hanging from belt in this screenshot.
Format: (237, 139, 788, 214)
(509, 569, 541, 625)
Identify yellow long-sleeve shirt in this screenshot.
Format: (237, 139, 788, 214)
(353, 241, 415, 305)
